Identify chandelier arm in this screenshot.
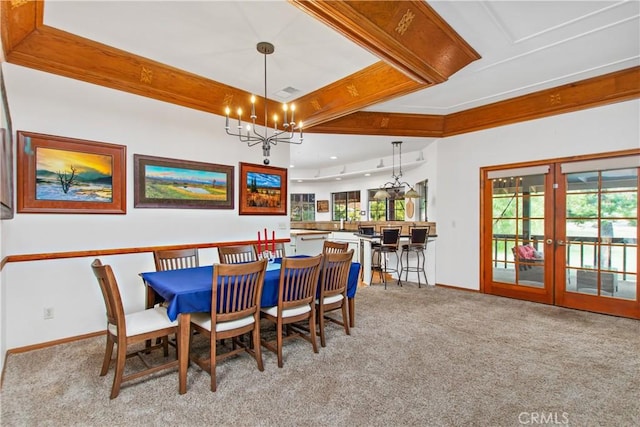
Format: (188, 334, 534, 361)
(263, 51, 268, 139)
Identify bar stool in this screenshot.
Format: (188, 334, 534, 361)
(370, 227, 402, 289)
(400, 226, 430, 288)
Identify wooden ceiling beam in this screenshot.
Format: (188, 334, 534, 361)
(289, 0, 480, 84)
(307, 111, 444, 137)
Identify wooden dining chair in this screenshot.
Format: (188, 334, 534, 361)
(316, 249, 353, 347)
(150, 248, 200, 306)
(90, 259, 179, 399)
(260, 254, 323, 368)
(218, 244, 258, 264)
(256, 242, 286, 259)
(189, 259, 267, 392)
(322, 240, 349, 254)
(153, 248, 199, 271)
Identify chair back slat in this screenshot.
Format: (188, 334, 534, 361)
(213, 259, 267, 325)
(319, 250, 353, 298)
(322, 240, 349, 254)
(279, 255, 323, 310)
(91, 259, 126, 335)
(218, 245, 258, 264)
(154, 248, 199, 271)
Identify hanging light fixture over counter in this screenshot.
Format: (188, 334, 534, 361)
(224, 42, 303, 165)
(374, 141, 420, 200)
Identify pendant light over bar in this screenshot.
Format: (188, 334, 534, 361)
(374, 141, 420, 200)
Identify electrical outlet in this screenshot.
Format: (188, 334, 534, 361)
(43, 307, 54, 320)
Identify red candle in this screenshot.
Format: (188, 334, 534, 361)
(257, 231, 262, 253)
(264, 228, 268, 252)
(272, 230, 275, 252)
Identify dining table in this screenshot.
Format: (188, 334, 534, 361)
(140, 257, 361, 394)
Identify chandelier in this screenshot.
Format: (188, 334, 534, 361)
(224, 42, 303, 165)
(374, 141, 420, 200)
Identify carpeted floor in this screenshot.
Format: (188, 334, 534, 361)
(1, 283, 639, 427)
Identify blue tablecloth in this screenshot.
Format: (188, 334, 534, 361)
(141, 259, 361, 321)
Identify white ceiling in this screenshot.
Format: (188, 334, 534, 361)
(42, 0, 640, 175)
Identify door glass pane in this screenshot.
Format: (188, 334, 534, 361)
(491, 174, 545, 287)
(565, 169, 637, 300)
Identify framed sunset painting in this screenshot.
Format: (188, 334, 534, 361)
(239, 162, 287, 215)
(134, 154, 234, 209)
(17, 131, 126, 214)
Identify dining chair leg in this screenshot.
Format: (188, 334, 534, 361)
(342, 303, 351, 336)
(210, 335, 217, 392)
(318, 307, 327, 347)
(100, 335, 114, 376)
(276, 321, 284, 368)
(253, 325, 264, 372)
(309, 309, 319, 354)
(111, 342, 127, 399)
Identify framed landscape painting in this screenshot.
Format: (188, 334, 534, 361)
(239, 162, 287, 215)
(17, 131, 126, 214)
(134, 154, 234, 209)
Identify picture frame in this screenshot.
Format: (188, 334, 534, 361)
(17, 131, 126, 214)
(239, 162, 287, 215)
(1, 128, 13, 220)
(1, 72, 14, 220)
(317, 199, 329, 213)
(134, 154, 234, 209)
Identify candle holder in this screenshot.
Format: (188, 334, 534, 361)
(261, 250, 275, 264)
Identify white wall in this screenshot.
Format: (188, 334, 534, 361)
(1, 63, 291, 350)
(436, 100, 640, 290)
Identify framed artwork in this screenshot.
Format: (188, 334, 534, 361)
(17, 131, 126, 214)
(239, 162, 287, 215)
(1, 72, 14, 220)
(317, 199, 329, 213)
(1, 129, 13, 219)
(134, 154, 234, 209)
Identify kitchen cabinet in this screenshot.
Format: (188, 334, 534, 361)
(290, 230, 330, 256)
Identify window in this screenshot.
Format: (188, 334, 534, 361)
(290, 193, 315, 221)
(367, 188, 406, 221)
(332, 191, 360, 221)
(415, 179, 428, 221)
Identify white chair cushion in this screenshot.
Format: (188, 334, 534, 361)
(108, 306, 177, 337)
(261, 304, 311, 318)
(190, 313, 255, 332)
(315, 294, 344, 305)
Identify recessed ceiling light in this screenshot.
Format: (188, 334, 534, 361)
(289, 165, 295, 168)
(364, 173, 371, 176)
(330, 156, 338, 160)
(336, 177, 341, 180)
(297, 179, 303, 183)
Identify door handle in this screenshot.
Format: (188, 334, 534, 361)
(557, 240, 566, 246)
(546, 239, 553, 245)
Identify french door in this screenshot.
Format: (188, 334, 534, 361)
(481, 151, 639, 319)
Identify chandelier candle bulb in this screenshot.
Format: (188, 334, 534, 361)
(250, 95, 256, 118)
(237, 108, 242, 128)
(291, 104, 295, 124)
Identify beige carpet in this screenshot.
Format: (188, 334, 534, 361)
(1, 283, 639, 426)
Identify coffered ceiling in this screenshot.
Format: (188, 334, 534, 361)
(1, 0, 639, 173)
